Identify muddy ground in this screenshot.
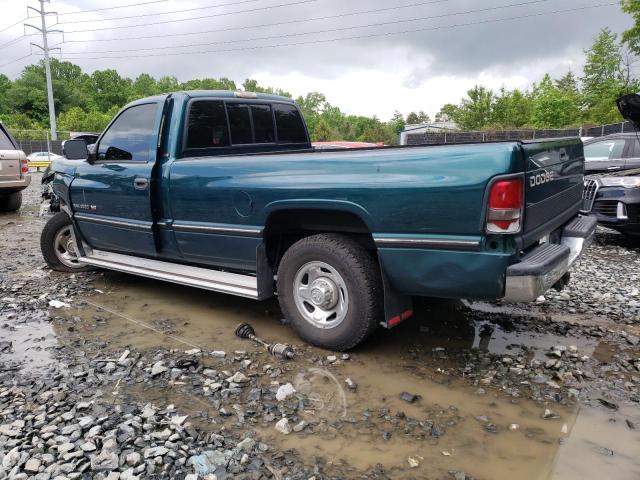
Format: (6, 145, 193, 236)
(0, 175, 639, 480)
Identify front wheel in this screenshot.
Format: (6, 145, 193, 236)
(40, 212, 91, 272)
(277, 233, 383, 351)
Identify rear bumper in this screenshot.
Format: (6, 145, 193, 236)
(503, 215, 596, 302)
(0, 176, 31, 193)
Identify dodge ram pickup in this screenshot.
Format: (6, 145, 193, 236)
(0, 122, 30, 212)
(40, 90, 595, 350)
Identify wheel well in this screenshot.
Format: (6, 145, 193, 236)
(264, 209, 376, 271)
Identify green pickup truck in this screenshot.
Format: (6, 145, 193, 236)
(40, 90, 594, 350)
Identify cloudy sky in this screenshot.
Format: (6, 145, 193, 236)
(0, 0, 633, 119)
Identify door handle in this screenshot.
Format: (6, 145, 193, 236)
(607, 166, 621, 170)
(133, 177, 148, 190)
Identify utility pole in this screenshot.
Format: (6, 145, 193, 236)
(25, 1, 61, 141)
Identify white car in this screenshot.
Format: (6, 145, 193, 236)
(26, 151, 62, 162)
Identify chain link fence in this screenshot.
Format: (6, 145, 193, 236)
(8, 130, 72, 156)
(404, 120, 635, 145)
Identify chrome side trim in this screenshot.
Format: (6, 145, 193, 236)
(74, 214, 153, 231)
(79, 249, 259, 299)
(374, 237, 481, 251)
(173, 222, 263, 237)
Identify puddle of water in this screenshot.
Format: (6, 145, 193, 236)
(1, 321, 58, 372)
(551, 405, 640, 479)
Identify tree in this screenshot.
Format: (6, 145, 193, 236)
(581, 28, 630, 123)
(88, 69, 131, 112)
(435, 104, 459, 123)
(390, 111, 406, 135)
(621, 0, 640, 54)
(490, 88, 532, 128)
(405, 111, 431, 124)
(455, 86, 494, 130)
(531, 74, 581, 128)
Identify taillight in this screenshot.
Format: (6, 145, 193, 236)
(20, 158, 28, 175)
(486, 178, 523, 234)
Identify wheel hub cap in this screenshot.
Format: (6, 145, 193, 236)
(293, 261, 349, 330)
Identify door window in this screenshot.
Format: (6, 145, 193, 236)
(186, 100, 229, 148)
(274, 103, 308, 144)
(97, 103, 158, 162)
(584, 139, 625, 162)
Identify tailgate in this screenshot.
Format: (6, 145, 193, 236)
(0, 150, 22, 182)
(519, 137, 584, 248)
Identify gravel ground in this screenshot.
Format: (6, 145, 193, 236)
(0, 175, 639, 480)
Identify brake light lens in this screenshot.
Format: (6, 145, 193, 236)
(486, 178, 523, 234)
(20, 158, 28, 175)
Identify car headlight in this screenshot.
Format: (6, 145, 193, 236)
(599, 176, 640, 188)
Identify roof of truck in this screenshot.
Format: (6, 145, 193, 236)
(181, 90, 296, 103)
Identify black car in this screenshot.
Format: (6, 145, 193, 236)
(582, 168, 640, 240)
(583, 133, 640, 174)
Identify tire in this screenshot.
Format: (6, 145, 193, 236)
(277, 233, 383, 351)
(0, 192, 22, 212)
(40, 212, 92, 272)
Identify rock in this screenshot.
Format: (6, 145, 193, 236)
(226, 372, 249, 384)
(49, 299, 70, 308)
(171, 415, 188, 426)
(275, 418, 292, 434)
(509, 423, 520, 431)
(236, 438, 255, 452)
(276, 383, 296, 401)
(408, 457, 420, 468)
(326, 355, 337, 363)
(543, 409, 559, 419)
(126, 452, 141, 466)
(24, 458, 41, 473)
(80, 442, 97, 452)
(345, 378, 357, 390)
(190, 450, 231, 476)
(293, 420, 308, 432)
(400, 391, 419, 403)
(151, 362, 167, 376)
(143, 446, 168, 459)
(211, 351, 226, 358)
(91, 450, 119, 471)
(185, 475, 199, 480)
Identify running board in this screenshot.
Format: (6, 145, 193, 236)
(80, 249, 259, 299)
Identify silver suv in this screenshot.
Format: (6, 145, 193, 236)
(0, 122, 30, 212)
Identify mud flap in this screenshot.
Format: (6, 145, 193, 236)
(379, 264, 413, 329)
(256, 243, 275, 301)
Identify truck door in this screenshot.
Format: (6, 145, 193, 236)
(70, 99, 165, 256)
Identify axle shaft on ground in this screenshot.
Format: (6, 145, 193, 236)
(235, 323, 295, 360)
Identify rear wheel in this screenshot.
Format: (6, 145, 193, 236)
(0, 192, 22, 212)
(277, 233, 383, 351)
(41, 212, 91, 272)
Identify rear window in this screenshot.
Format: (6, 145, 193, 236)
(186, 101, 230, 149)
(274, 104, 307, 144)
(252, 105, 275, 143)
(0, 128, 15, 150)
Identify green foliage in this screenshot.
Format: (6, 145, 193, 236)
(621, 0, 640, 54)
(490, 88, 532, 128)
(406, 111, 430, 124)
(530, 74, 581, 128)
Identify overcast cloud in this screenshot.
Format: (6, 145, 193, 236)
(0, 0, 633, 119)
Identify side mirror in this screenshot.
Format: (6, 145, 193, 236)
(616, 93, 640, 127)
(62, 139, 89, 161)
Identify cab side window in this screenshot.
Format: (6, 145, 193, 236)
(274, 103, 308, 144)
(98, 103, 158, 162)
(187, 101, 230, 148)
(584, 139, 625, 162)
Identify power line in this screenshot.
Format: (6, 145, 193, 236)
(0, 35, 28, 51)
(60, 0, 320, 33)
(59, 0, 558, 55)
(0, 53, 34, 69)
(62, 0, 452, 44)
(56, 0, 169, 16)
(56, 0, 276, 24)
(0, 17, 28, 34)
(60, 2, 617, 61)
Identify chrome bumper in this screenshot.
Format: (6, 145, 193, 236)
(0, 176, 31, 191)
(503, 215, 596, 302)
